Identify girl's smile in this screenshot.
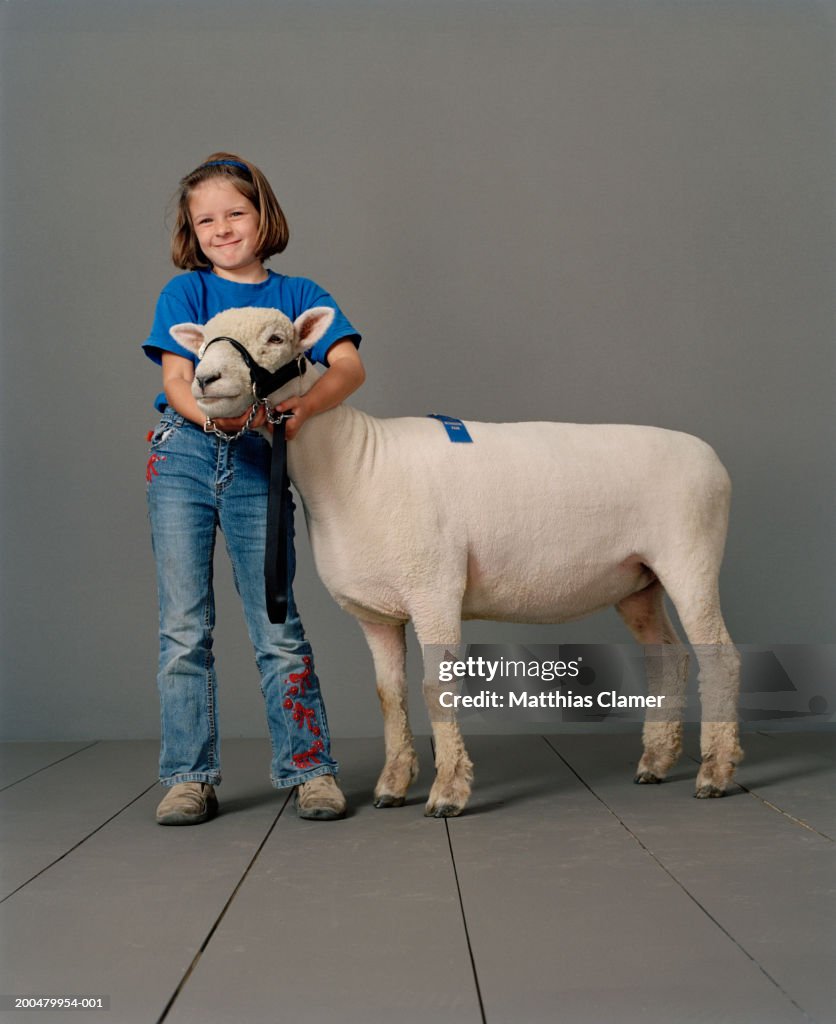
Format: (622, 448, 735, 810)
(188, 179, 267, 283)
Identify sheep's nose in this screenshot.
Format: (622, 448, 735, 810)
(195, 371, 221, 393)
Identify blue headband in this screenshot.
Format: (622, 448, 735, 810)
(200, 159, 250, 173)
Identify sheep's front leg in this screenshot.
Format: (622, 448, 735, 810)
(425, 720, 474, 817)
(417, 626, 473, 818)
(359, 620, 418, 808)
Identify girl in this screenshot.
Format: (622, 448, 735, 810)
(144, 152, 364, 824)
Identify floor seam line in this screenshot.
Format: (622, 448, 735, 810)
(683, 753, 833, 842)
(429, 733, 487, 1024)
(0, 779, 159, 905)
(0, 741, 102, 793)
(542, 736, 817, 1023)
(444, 819, 488, 1024)
(156, 789, 292, 1024)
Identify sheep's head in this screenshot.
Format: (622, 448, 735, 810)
(170, 306, 334, 419)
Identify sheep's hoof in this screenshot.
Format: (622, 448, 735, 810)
(373, 794, 405, 808)
(424, 803, 462, 818)
(694, 784, 725, 799)
(634, 771, 662, 785)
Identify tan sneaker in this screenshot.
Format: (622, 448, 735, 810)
(295, 774, 346, 820)
(156, 782, 219, 825)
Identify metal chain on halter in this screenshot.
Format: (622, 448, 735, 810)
(202, 368, 300, 441)
(264, 404, 292, 427)
(202, 392, 261, 441)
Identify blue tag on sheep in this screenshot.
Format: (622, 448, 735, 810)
(427, 413, 474, 443)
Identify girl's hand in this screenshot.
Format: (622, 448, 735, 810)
(264, 339, 364, 441)
(274, 395, 310, 440)
(213, 405, 268, 434)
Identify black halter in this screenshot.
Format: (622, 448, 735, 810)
(201, 335, 307, 400)
(201, 334, 306, 625)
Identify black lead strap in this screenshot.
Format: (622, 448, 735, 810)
(264, 416, 289, 624)
(201, 336, 307, 624)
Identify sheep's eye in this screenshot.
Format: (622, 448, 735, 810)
(267, 334, 284, 344)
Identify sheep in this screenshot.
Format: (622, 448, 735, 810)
(171, 305, 743, 817)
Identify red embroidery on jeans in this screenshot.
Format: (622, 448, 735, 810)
(283, 657, 325, 770)
(290, 701, 318, 732)
(146, 453, 166, 483)
(292, 739, 325, 770)
(287, 656, 312, 697)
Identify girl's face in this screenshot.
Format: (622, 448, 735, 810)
(188, 178, 264, 282)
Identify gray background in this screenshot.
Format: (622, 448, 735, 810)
(1, 0, 833, 742)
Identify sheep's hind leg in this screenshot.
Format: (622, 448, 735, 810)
(659, 575, 743, 797)
(415, 618, 472, 818)
(359, 620, 418, 808)
(691, 642, 742, 797)
(617, 580, 688, 785)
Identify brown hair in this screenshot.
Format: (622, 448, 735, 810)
(170, 151, 290, 270)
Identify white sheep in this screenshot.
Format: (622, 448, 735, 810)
(171, 306, 743, 817)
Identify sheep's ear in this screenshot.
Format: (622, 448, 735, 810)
(293, 307, 335, 353)
(169, 322, 206, 355)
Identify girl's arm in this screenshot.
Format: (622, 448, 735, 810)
(277, 339, 366, 440)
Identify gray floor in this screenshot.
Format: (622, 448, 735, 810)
(0, 731, 833, 1024)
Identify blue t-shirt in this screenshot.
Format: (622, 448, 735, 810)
(143, 268, 361, 411)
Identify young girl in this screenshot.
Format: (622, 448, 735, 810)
(143, 152, 364, 824)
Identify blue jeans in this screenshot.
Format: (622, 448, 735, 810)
(146, 408, 339, 789)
